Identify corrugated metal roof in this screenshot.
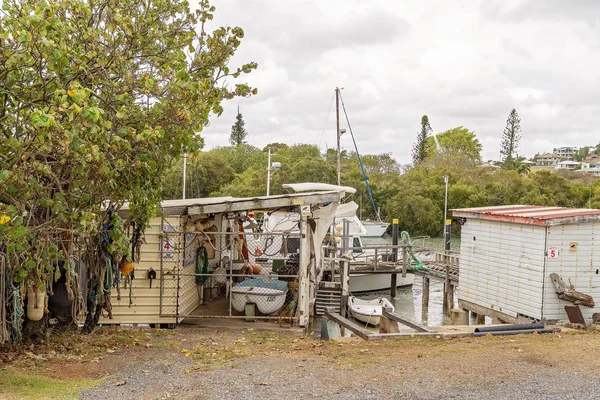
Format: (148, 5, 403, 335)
(452, 205, 600, 226)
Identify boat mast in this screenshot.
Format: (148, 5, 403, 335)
(336, 87, 341, 185)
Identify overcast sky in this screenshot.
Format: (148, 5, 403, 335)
(199, 0, 600, 164)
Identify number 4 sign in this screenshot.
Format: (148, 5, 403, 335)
(548, 247, 559, 259)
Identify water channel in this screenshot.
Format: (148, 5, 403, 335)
(354, 236, 461, 329)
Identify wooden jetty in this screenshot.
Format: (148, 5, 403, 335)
(332, 245, 461, 313)
(318, 246, 472, 341)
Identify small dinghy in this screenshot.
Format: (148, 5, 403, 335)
(348, 296, 394, 326)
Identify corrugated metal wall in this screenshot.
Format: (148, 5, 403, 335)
(543, 223, 600, 321)
(99, 217, 180, 325)
(459, 219, 546, 320)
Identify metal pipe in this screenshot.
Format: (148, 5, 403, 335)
(336, 87, 341, 186)
(474, 323, 545, 333)
(473, 328, 556, 337)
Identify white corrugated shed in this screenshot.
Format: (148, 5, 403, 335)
(454, 205, 600, 323)
(543, 223, 600, 321)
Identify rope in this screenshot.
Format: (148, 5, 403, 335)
(0, 254, 9, 343)
(400, 231, 424, 270)
(5, 273, 23, 343)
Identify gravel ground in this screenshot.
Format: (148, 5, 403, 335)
(81, 337, 600, 400)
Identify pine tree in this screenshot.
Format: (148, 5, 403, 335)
(229, 106, 248, 146)
(412, 115, 432, 165)
(500, 108, 521, 168)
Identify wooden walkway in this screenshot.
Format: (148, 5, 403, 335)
(348, 251, 460, 284)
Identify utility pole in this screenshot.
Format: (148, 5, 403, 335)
(336, 87, 341, 186)
(182, 152, 187, 199)
(266, 147, 271, 196)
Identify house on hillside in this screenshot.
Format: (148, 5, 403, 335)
(536, 153, 565, 167)
(555, 160, 581, 170)
(577, 155, 600, 177)
(553, 146, 578, 160)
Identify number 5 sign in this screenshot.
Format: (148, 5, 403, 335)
(548, 247, 559, 259)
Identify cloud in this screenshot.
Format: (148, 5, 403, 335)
(199, 0, 600, 164)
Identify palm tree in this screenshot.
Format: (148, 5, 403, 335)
(514, 155, 531, 175)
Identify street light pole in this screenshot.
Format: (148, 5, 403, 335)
(266, 147, 272, 196)
(182, 152, 187, 199)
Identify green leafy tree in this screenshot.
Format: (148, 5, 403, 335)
(229, 106, 248, 146)
(500, 109, 521, 168)
(0, 0, 256, 333)
(161, 152, 236, 199)
(574, 146, 590, 161)
(425, 127, 482, 162)
(412, 115, 432, 165)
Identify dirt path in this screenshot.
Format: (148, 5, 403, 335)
(1, 325, 599, 399)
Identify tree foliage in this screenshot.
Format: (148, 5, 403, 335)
(500, 108, 521, 168)
(229, 107, 248, 146)
(425, 126, 482, 163)
(574, 146, 590, 162)
(412, 115, 432, 165)
(0, 0, 256, 298)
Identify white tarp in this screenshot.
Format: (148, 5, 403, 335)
(310, 201, 338, 298)
(335, 201, 359, 218)
(283, 182, 357, 195)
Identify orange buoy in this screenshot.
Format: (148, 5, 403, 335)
(119, 257, 135, 275)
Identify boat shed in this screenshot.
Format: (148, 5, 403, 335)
(453, 205, 600, 324)
(98, 190, 343, 328)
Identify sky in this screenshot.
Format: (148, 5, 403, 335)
(198, 0, 600, 165)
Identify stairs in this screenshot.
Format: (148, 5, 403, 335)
(315, 282, 342, 316)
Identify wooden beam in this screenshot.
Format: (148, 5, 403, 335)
(188, 192, 341, 215)
(323, 309, 375, 340)
(550, 273, 595, 308)
(382, 308, 436, 333)
(459, 299, 534, 325)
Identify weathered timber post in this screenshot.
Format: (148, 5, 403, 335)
(379, 307, 400, 333)
(297, 213, 310, 327)
(446, 283, 455, 312)
(444, 219, 451, 254)
(450, 307, 469, 325)
(474, 312, 485, 325)
(443, 263, 450, 311)
(390, 218, 399, 298)
(339, 219, 350, 337)
(402, 244, 408, 278)
(422, 276, 430, 315)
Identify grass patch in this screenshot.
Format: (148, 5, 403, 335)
(191, 345, 251, 371)
(0, 369, 100, 400)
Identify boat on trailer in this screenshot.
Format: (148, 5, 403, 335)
(348, 296, 394, 326)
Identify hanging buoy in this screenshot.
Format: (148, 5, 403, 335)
(27, 286, 46, 321)
(119, 257, 135, 276)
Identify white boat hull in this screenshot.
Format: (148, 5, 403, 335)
(231, 287, 287, 314)
(349, 296, 394, 326)
(349, 273, 414, 293)
(361, 221, 390, 237)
